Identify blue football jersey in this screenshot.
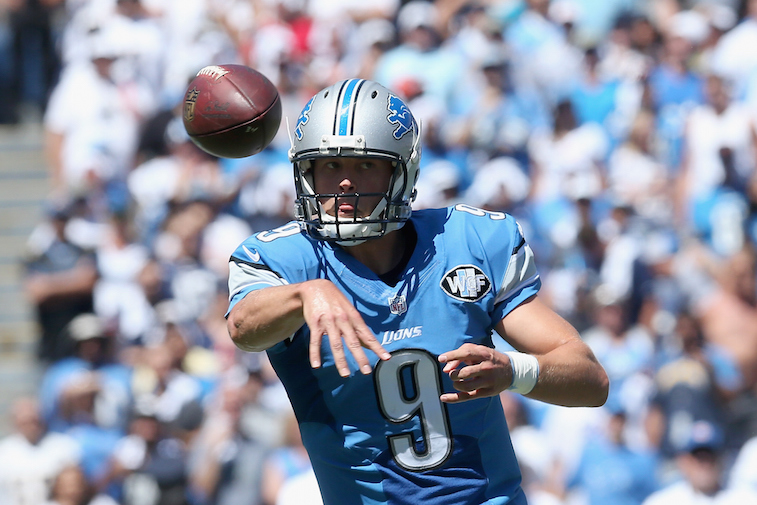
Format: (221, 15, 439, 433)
(227, 204, 541, 505)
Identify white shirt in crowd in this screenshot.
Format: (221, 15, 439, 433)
(0, 432, 81, 505)
(642, 480, 757, 505)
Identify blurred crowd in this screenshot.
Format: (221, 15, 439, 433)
(2, 0, 757, 504)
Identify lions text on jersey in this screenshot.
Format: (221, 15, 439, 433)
(227, 204, 540, 505)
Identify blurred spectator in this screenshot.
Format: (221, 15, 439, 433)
(127, 113, 223, 246)
(453, 46, 549, 163)
(101, 0, 165, 96)
(188, 366, 269, 505)
(106, 399, 199, 505)
(38, 313, 132, 434)
(537, 399, 607, 495)
(350, 18, 397, 79)
(373, 0, 463, 110)
(150, 200, 225, 325)
(0, 5, 15, 125)
(44, 464, 118, 505)
(682, 245, 757, 387)
(710, 0, 757, 93)
(505, 0, 583, 105)
(500, 392, 559, 505)
(564, 404, 659, 505)
(237, 359, 289, 447)
(7, 0, 63, 120)
(728, 432, 757, 491)
(275, 468, 323, 505)
(606, 110, 671, 223)
(414, 160, 464, 210)
(597, 204, 647, 309)
(641, 420, 757, 505)
(646, 310, 742, 463)
(695, 4, 738, 74)
(43, 22, 157, 195)
(528, 100, 609, 205)
(260, 409, 312, 505)
(597, 12, 653, 84)
(0, 397, 81, 505)
(677, 75, 757, 256)
(131, 343, 203, 426)
(148, 0, 238, 106)
(93, 210, 153, 345)
(646, 11, 704, 170)
(238, 0, 308, 90)
(569, 46, 621, 132)
(150, 299, 218, 385)
(23, 200, 97, 363)
(582, 286, 655, 416)
(463, 157, 531, 214)
(239, 163, 297, 233)
(55, 370, 123, 486)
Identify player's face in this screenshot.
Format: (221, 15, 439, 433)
(312, 157, 394, 219)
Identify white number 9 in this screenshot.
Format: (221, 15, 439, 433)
(374, 349, 453, 471)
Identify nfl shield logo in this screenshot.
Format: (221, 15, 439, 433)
(388, 295, 407, 315)
(184, 88, 199, 122)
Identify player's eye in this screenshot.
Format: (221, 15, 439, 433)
(359, 161, 373, 170)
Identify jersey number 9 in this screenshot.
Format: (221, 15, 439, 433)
(374, 349, 453, 471)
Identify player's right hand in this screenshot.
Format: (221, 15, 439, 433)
(300, 279, 391, 377)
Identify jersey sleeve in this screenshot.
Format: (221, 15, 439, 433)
(491, 219, 540, 319)
(226, 223, 307, 317)
(457, 208, 540, 323)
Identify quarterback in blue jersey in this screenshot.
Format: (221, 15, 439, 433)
(227, 79, 608, 505)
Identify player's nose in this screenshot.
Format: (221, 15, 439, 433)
(339, 177, 355, 191)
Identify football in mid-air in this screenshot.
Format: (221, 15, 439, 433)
(182, 64, 282, 158)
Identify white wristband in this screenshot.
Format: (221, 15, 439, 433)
(504, 352, 539, 395)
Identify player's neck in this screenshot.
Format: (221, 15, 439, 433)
(344, 225, 413, 277)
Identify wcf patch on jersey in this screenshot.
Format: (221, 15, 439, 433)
(440, 265, 491, 302)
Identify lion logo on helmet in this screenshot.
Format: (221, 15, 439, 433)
(294, 96, 314, 141)
(386, 94, 415, 140)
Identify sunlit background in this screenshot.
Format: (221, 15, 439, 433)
(1, 1, 757, 504)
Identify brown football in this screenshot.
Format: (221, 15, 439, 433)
(182, 64, 282, 158)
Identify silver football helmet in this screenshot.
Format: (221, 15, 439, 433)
(289, 79, 421, 245)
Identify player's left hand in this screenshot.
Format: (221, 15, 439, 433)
(438, 343, 513, 404)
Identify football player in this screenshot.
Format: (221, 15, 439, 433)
(226, 79, 608, 505)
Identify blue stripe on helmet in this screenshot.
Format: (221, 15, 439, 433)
(337, 79, 362, 135)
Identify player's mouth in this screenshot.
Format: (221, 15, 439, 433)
(336, 197, 359, 218)
(337, 203, 358, 218)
